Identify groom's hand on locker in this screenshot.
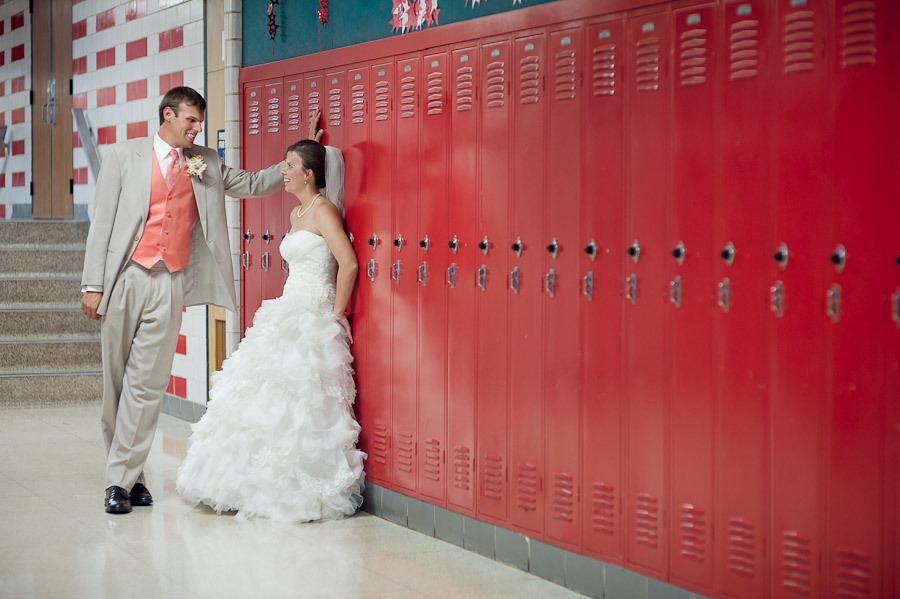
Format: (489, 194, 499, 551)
(82, 291, 103, 321)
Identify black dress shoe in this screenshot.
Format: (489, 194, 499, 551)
(130, 482, 153, 507)
(105, 486, 132, 514)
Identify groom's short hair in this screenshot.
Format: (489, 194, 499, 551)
(159, 87, 207, 125)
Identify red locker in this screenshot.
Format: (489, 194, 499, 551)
(714, 0, 772, 596)
(416, 49, 449, 504)
(241, 84, 264, 335)
(446, 44, 479, 517)
(304, 72, 324, 134)
(823, 1, 892, 596)
(624, 8, 671, 576)
(261, 81, 285, 303)
(324, 69, 346, 149)
(508, 30, 546, 538)
(582, 16, 626, 564)
(365, 61, 395, 486)
(476, 38, 511, 525)
(667, 3, 717, 591)
(283, 77, 305, 286)
(769, 0, 829, 595)
(544, 23, 584, 551)
(391, 55, 420, 493)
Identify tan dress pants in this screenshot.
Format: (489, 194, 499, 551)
(100, 260, 184, 490)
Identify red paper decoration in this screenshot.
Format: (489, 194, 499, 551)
(390, 0, 439, 34)
(267, 0, 279, 43)
(318, 0, 329, 26)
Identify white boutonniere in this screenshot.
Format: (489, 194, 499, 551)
(186, 155, 207, 179)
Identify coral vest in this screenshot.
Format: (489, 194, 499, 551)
(131, 153, 199, 272)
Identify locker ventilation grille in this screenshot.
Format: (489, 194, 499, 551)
(783, 11, 815, 74)
(841, 1, 877, 68)
(453, 445, 471, 490)
(635, 37, 661, 92)
(483, 454, 504, 500)
(308, 90, 320, 123)
(552, 473, 575, 522)
(592, 43, 616, 96)
(729, 19, 760, 80)
(424, 438, 441, 481)
(427, 71, 443, 115)
(486, 60, 506, 108)
(679, 28, 708, 86)
(635, 493, 660, 548)
(519, 55, 540, 105)
(287, 94, 300, 131)
(781, 530, 813, 595)
(401, 76, 416, 119)
(351, 84, 365, 124)
(267, 97, 280, 134)
(591, 482, 615, 535)
(679, 504, 707, 562)
(248, 102, 260, 135)
(456, 65, 474, 112)
(329, 86, 342, 127)
(375, 80, 389, 121)
(555, 49, 576, 100)
(835, 548, 871, 599)
(727, 518, 758, 578)
(373, 423, 389, 464)
(398, 431, 414, 472)
(516, 463, 538, 511)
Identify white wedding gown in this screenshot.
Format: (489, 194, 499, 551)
(176, 230, 366, 522)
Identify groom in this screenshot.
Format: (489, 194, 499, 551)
(81, 87, 285, 514)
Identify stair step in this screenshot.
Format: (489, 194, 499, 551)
(0, 248, 86, 278)
(0, 219, 90, 248)
(0, 309, 100, 341)
(0, 278, 83, 309)
(0, 340, 102, 375)
(0, 373, 102, 406)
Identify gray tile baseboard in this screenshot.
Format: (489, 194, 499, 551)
(360, 483, 710, 599)
(161, 393, 206, 423)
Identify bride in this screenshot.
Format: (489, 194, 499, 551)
(175, 130, 365, 522)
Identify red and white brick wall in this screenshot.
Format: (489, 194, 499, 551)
(0, 0, 31, 220)
(168, 306, 209, 408)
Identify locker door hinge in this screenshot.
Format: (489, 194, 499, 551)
(69, 79, 73, 96)
(69, 178, 73, 194)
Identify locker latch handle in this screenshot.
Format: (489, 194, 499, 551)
(393, 234, 404, 252)
(545, 269, 556, 298)
(628, 239, 641, 264)
(511, 236, 523, 258)
(368, 234, 378, 250)
(418, 262, 427, 287)
(282, 258, 288, 273)
(672, 241, 685, 266)
(447, 263, 456, 288)
(826, 284, 841, 324)
(626, 274, 637, 305)
(669, 275, 682, 309)
(510, 267, 519, 295)
(770, 281, 784, 317)
(583, 271, 593, 301)
(349, 232, 354, 244)
(448, 235, 459, 254)
(585, 239, 597, 262)
(830, 244, 846, 273)
(774, 243, 789, 270)
(717, 278, 730, 313)
(262, 251, 269, 273)
(242, 251, 249, 270)
(546, 237, 559, 260)
(419, 234, 430, 253)
(392, 260, 401, 284)
(367, 259, 376, 282)
(478, 265, 487, 291)
(479, 236, 489, 256)
(721, 242, 735, 267)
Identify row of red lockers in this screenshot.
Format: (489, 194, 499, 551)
(239, 0, 900, 597)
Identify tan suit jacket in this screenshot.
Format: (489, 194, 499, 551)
(82, 137, 285, 314)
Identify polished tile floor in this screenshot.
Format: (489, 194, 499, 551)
(0, 405, 586, 599)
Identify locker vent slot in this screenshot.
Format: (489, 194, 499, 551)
(679, 504, 707, 562)
(267, 97, 280, 133)
(835, 548, 871, 599)
(552, 473, 575, 522)
(456, 65, 474, 112)
(483, 454, 504, 500)
(635, 37, 661, 92)
(591, 482, 615, 535)
(351, 83, 365, 124)
(400, 75, 416, 118)
(307, 89, 320, 122)
(286, 94, 300, 131)
(516, 463, 538, 511)
(635, 493, 660, 547)
(782, 530, 813, 595)
(453, 445, 471, 490)
(729, 19, 760, 80)
(555, 49, 576, 100)
(727, 518, 758, 578)
(592, 43, 616, 96)
(783, 11, 815, 74)
(373, 423, 389, 464)
(424, 438, 441, 481)
(679, 28, 708, 86)
(841, 1, 876, 68)
(519, 55, 540, 105)
(329, 85, 342, 127)
(397, 431, 414, 472)
(427, 71, 443, 115)
(248, 102, 260, 135)
(375, 80, 390, 121)
(486, 60, 506, 108)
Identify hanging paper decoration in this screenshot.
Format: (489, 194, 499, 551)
(390, 0, 439, 34)
(267, 0, 279, 52)
(317, 0, 329, 26)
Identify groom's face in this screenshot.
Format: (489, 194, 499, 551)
(163, 102, 204, 149)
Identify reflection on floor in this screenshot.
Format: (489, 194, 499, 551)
(0, 405, 586, 599)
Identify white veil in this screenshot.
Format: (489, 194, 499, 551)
(323, 145, 344, 219)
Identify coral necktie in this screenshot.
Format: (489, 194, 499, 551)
(165, 149, 180, 189)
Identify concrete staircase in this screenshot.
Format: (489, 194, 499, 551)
(0, 220, 102, 406)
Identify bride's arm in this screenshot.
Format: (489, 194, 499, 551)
(315, 202, 358, 341)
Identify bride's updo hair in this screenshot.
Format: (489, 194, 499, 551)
(285, 139, 326, 188)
